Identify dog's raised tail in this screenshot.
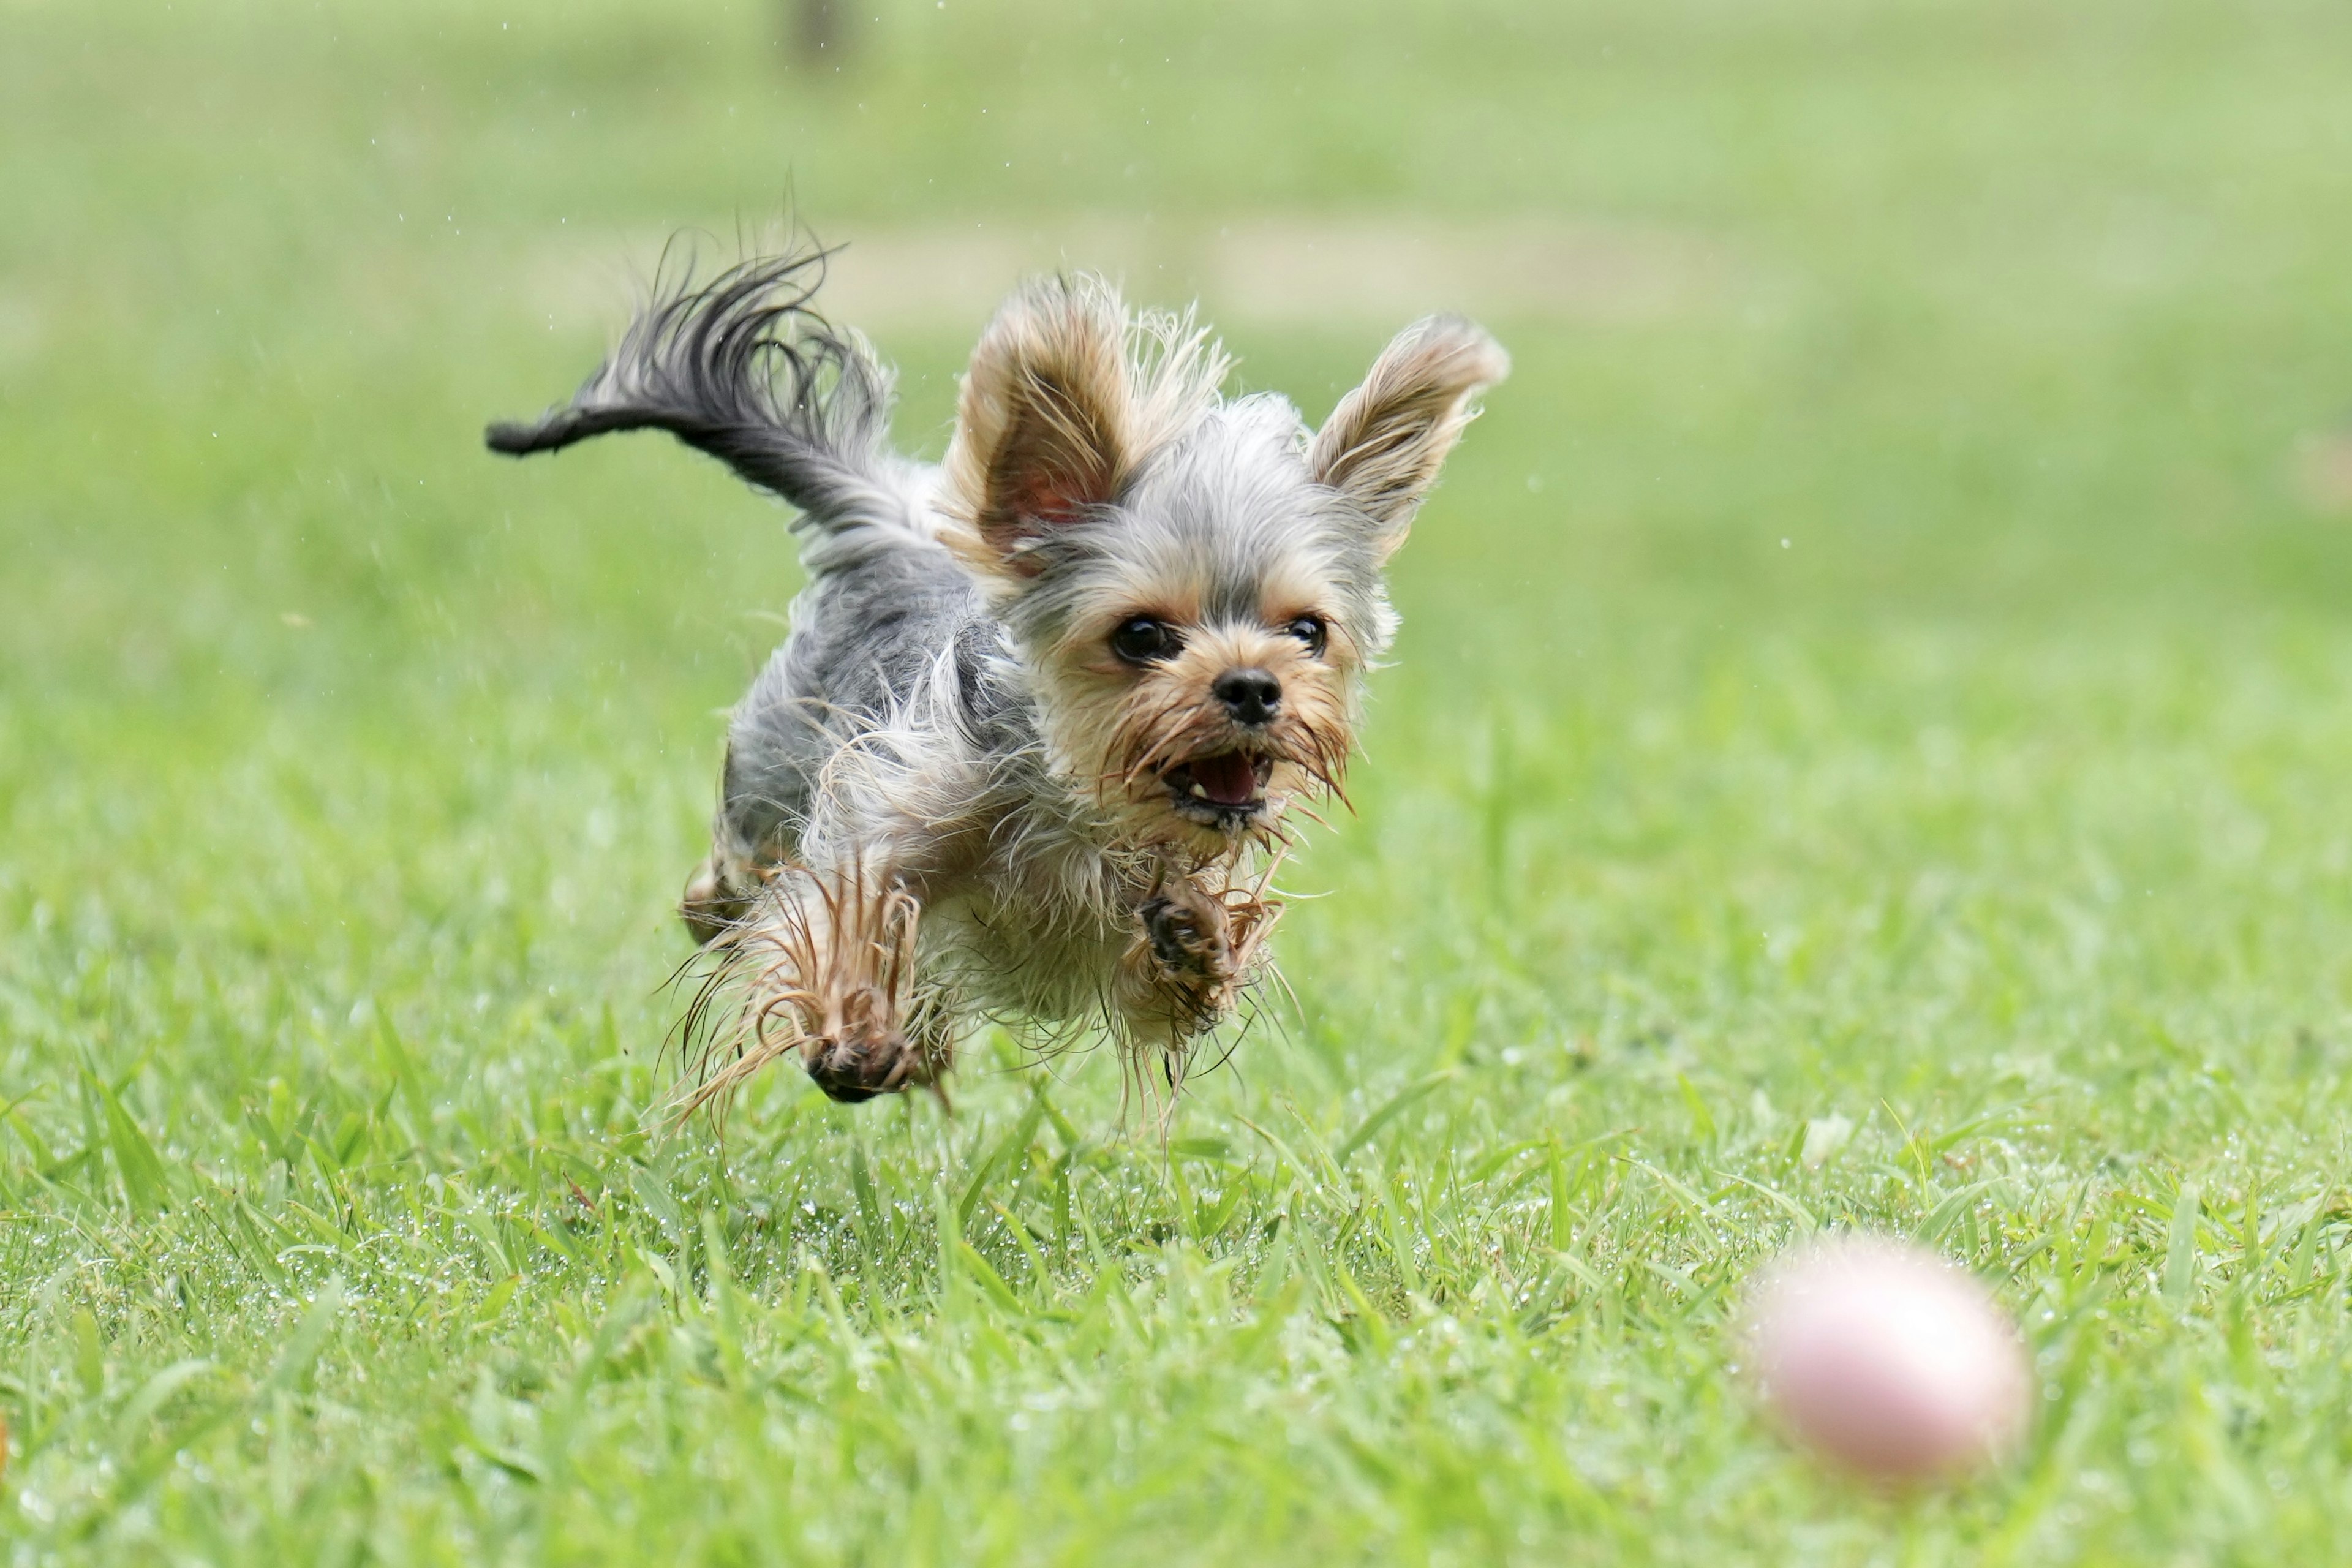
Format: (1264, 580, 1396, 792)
(486, 241, 900, 529)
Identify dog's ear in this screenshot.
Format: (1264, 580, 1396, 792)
(1308, 316, 1508, 562)
(943, 276, 1136, 575)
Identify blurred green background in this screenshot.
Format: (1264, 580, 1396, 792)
(7, 0, 2352, 1561)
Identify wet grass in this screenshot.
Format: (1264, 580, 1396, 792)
(6, 0, 2352, 1561)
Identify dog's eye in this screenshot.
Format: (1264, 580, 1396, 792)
(1284, 616, 1329, 657)
(1110, 616, 1180, 664)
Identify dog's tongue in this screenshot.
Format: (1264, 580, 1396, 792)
(1191, 752, 1258, 807)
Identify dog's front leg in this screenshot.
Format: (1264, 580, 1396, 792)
(680, 848, 757, 946)
(1117, 869, 1278, 1054)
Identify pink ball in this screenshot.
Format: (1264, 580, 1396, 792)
(1743, 1235, 2030, 1482)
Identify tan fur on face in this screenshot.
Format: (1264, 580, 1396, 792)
(940, 274, 1229, 581)
(1309, 315, 1510, 560)
(1038, 609, 1359, 859)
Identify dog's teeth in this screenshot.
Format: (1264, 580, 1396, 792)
(1189, 782, 1208, 799)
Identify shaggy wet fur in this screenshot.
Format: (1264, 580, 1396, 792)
(488, 240, 1505, 1106)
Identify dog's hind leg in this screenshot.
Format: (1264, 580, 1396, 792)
(692, 863, 945, 1108)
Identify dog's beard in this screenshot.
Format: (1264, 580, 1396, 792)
(1089, 696, 1352, 856)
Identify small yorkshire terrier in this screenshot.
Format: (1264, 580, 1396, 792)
(489, 240, 1504, 1106)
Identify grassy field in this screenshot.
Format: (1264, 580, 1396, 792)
(7, 0, 2352, 1560)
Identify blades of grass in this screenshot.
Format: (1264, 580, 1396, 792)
(631, 1163, 687, 1249)
(1234, 1114, 1327, 1206)
(701, 1210, 747, 1388)
(540, 1280, 654, 1484)
(1227, 1275, 1305, 1368)
(111, 1360, 217, 1450)
(1915, 1178, 2000, 1248)
(282, 1199, 354, 1254)
(1196, 1177, 1249, 1242)
(958, 1098, 1046, 1231)
(2001, 1235, 2057, 1284)
(265, 1276, 345, 1395)
(1880, 1098, 1931, 1192)
(1675, 1073, 1716, 1146)
(0, 1088, 47, 1205)
(988, 1200, 1052, 1298)
(2282, 1193, 2328, 1293)
(1779, 1114, 1811, 1170)
(373, 1009, 424, 1119)
(953, 1241, 1024, 1316)
(1465, 1138, 1545, 1186)
(1378, 1169, 1421, 1295)
(1618, 1156, 1714, 1221)
(933, 1179, 963, 1312)
(1030, 1079, 1083, 1153)
(1555, 1250, 1608, 1298)
(72, 1308, 104, 1397)
(2165, 1180, 2203, 1308)
(1334, 1068, 1455, 1166)
(1280, 1099, 1354, 1194)
(442, 1186, 514, 1277)
(82, 1069, 167, 1216)
(1923, 1109, 2018, 1158)
(850, 1139, 884, 1257)
(1642, 1257, 1703, 1302)
(521, 1213, 582, 1266)
(1547, 1144, 1575, 1253)
(1715, 1170, 1820, 1237)
(1327, 1254, 1392, 1355)
(471, 1274, 521, 1329)
(227, 1202, 292, 1289)
(1166, 1156, 1200, 1245)
(1981, 1386, 2110, 1566)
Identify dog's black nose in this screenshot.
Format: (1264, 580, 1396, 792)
(1213, 668, 1282, 726)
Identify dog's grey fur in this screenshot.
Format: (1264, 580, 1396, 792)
(489, 239, 1504, 1104)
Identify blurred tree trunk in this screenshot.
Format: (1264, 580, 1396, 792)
(792, 0, 847, 65)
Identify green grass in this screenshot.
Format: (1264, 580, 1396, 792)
(8, 0, 2352, 1559)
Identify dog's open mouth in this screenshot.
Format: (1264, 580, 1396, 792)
(1161, 749, 1274, 822)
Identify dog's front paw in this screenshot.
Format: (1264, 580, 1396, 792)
(1140, 888, 1237, 986)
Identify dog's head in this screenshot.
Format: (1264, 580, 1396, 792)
(940, 275, 1507, 859)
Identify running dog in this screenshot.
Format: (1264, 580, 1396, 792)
(488, 241, 1505, 1106)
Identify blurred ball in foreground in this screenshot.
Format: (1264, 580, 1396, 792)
(1743, 1235, 2029, 1483)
